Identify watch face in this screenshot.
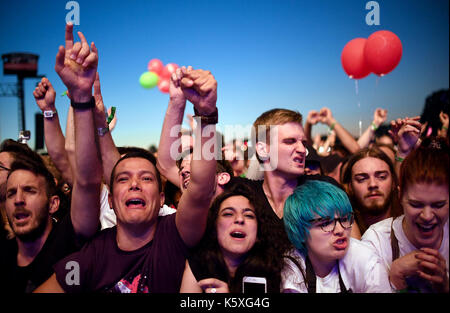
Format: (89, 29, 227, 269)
(44, 111, 54, 118)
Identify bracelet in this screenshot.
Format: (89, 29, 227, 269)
(371, 122, 378, 131)
(193, 107, 218, 125)
(395, 155, 404, 162)
(329, 122, 336, 131)
(71, 96, 95, 110)
(43, 110, 57, 119)
(97, 126, 109, 137)
(442, 125, 448, 131)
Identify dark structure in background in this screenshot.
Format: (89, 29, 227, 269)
(1, 52, 45, 150)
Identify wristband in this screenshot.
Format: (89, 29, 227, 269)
(442, 125, 448, 131)
(193, 107, 218, 125)
(395, 155, 404, 162)
(371, 122, 378, 131)
(43, 110, 57, 119)
(71, 96, 95, 110)
(329, 122, 336, 132)
(107, 107, 116, 125)
(97, 126, 109, 137)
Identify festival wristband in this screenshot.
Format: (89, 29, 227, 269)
(71, 96, 95, 110)
(193, 107, 218, 125)
(329, 122, 336, 131)
(107, 107, 116, 125)
(371, 122, 378, 131)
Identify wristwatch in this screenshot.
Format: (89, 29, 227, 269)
(43, 110, 57, 119)
(97, 126, 109, 137)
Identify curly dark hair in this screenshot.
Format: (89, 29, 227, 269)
(188, 182, 291, 293)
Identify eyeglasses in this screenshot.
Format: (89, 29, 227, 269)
(0, 164, 10, 172)
(309, 213, 354, 233)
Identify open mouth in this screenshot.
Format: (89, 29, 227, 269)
(125, 198, 146, 208)
(15, 212, 30, 220)
(230, 231, 246, 239)
(333, 237, 348, 250)
(293, 157, 304, 166)
(183, 178, 190, 189)
(417, 223, 437, 233)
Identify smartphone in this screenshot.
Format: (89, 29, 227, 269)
(242, 276, 267, 294)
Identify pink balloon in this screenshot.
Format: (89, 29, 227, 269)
(147, 59, 164, 76)
(341, 38, 371, 79)
(158, 78, 170, 93)
(161, 63, 179, 79)
(364, 30, 402, 76)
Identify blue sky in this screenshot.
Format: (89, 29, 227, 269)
(0, 0, 448, 150)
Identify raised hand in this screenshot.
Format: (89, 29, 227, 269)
(33, 77, 56, 111)
(179, 67, 217, 115)
(373, 108, 388, 128)
(170, 67, 187, 104)
(306, 110, 321, 125)
(55, 23, 98, 102)
(319, 107, 335, 126)
(389, 116, 421, 156)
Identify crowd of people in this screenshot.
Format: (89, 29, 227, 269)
(0, 23, 448, 294)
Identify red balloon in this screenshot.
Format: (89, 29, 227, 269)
(158, 78, 170, 93)
(341, 38, 371, 79)
(161, 63, 179, 79)
(364, 30, 402, 76)
(148, 59, 164, 76)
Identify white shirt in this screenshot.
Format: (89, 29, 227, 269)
(281, 238, 392, 293)
(99, 184, 176, 230)
(361, 215, 449, 275)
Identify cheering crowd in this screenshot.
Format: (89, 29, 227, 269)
(0, 24, 448, 294)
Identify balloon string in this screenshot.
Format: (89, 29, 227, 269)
(355, 80, 362, 137)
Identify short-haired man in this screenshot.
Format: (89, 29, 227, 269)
(35, 64, 218, 292)
(0, 23, 102, 292)
(342, 146, 402, 238)
(1, 139, 43, 241)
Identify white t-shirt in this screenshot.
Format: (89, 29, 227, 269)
(99, 184, 176, 230)
(281, 238, 392, 293)
(361, 215, 449, 275)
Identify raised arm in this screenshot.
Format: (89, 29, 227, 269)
(175, 67, 217, 247)
(92, 72, 121, 186)
(55, 23, 102, 238)
(304, 110, 320, 146)
(357, 108, 388, 149)
(156, 67, 188, 186)
(33, 78, 73, 186)
(388, 116, 422, 178)
(319, 107, 360, 154)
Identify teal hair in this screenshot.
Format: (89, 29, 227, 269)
(283, 180, 353, 256)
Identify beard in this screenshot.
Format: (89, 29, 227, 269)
(9, 204, 50, 242)
(357, 191, 393, 217)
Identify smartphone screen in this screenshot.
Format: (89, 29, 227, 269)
(242, 276, 267, 293)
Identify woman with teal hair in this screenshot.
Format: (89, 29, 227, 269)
(282, 180, 392, 293)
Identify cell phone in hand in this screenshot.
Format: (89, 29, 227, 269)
(242, 276, 267, 294)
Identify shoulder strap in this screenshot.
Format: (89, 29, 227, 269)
(337, 262, 352, 293)
(390, 219, 400, 262)
(305, 256, 317, 293)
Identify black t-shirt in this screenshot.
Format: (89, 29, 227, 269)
(53, 214, 188, 293)
(228, 174, 341, 225)
(0, 214, 84, 293)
